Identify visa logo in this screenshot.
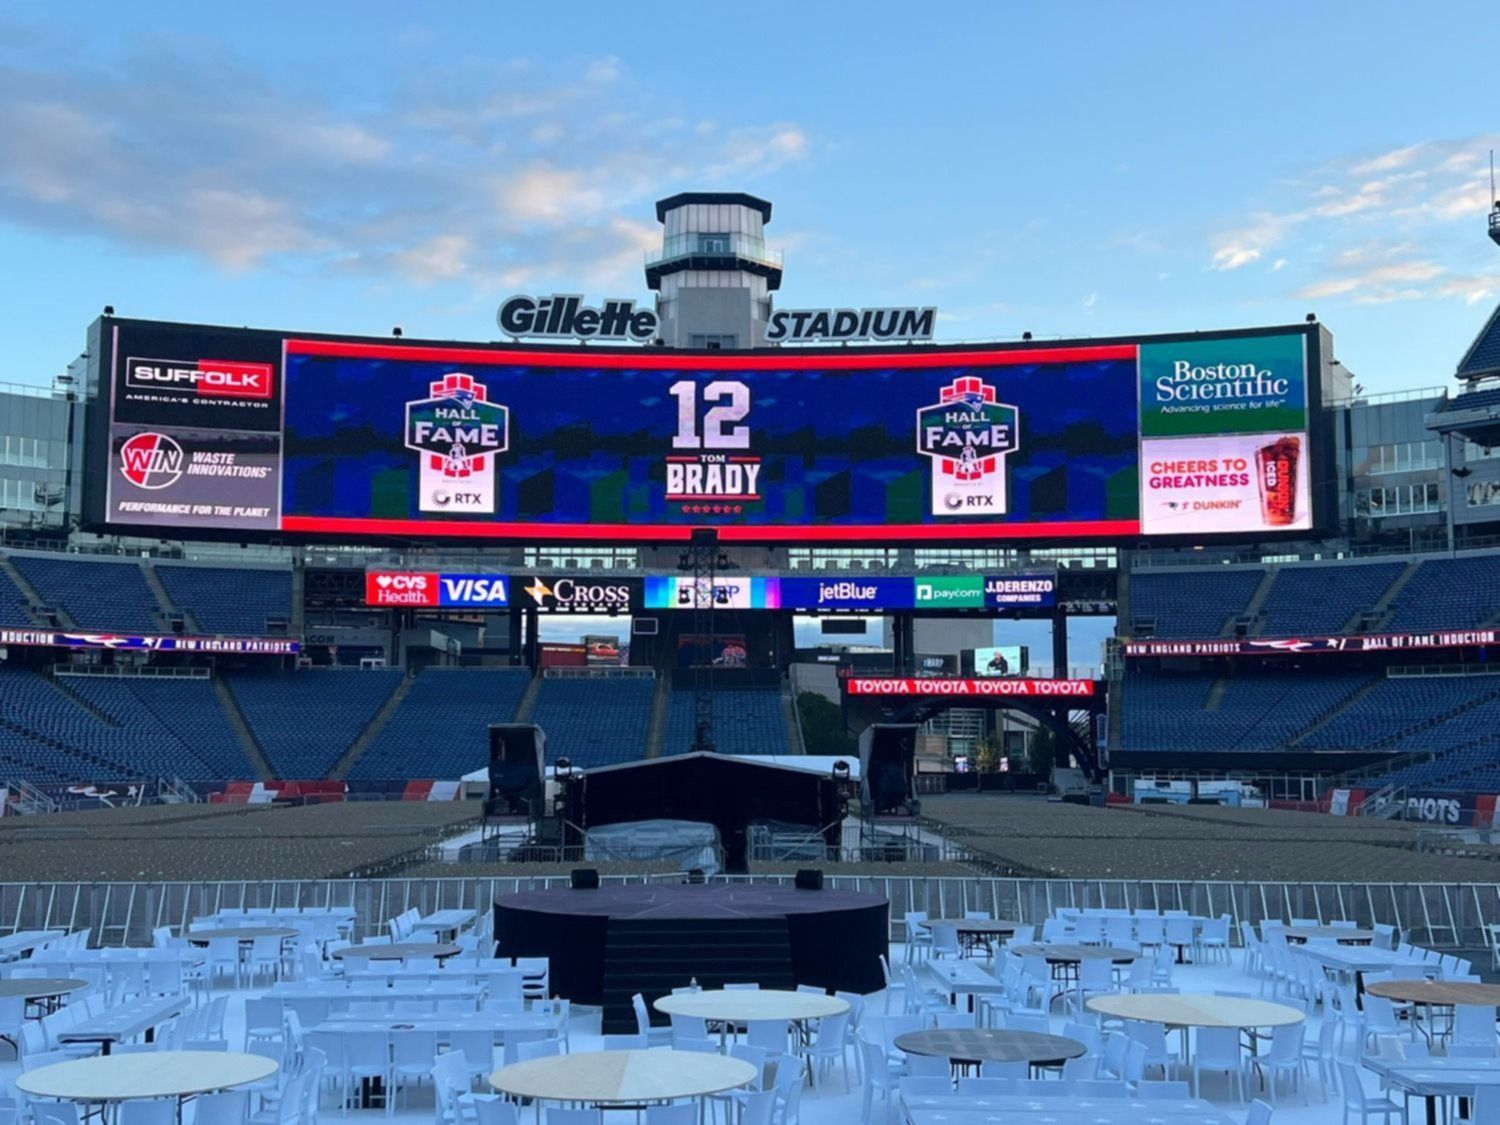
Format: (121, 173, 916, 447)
(440, 576, 509, 605)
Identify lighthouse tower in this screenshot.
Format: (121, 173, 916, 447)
(645, 192, 783, 349)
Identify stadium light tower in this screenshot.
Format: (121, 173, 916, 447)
(1489, 153, 1500, 249)
(646, 193, 782, 348)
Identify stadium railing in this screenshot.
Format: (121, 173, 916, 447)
(4, 872, 1500, 952)
(1131, 535, 1500, 570)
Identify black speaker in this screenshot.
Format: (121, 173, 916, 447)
(859, 724, 918, 815)
(571, 868, 600, 890)
(487, 724, 544, 816)
(794, 869, 824, 891)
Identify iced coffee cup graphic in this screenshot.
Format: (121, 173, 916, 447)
(1256, 436, 1301, 527)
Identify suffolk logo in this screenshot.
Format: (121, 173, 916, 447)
(916, 376, 1018, 517)
(119, 432, 185, 489)
(404, 372, 509, 514)
(126, 357, 274, 401)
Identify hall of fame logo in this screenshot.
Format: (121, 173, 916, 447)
(404, 373, 509, 514)
(915, 376, 1019, 516)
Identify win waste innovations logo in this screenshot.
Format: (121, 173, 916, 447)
(118, 432, 185, 489)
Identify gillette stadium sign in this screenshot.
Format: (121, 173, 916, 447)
(497, 295, 658, 342)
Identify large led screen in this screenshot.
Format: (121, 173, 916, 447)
(92, 319, 1317, 542)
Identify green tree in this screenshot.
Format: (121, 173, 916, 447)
(972, 735, 1002, 774)
(1026, 723, 1061, 775)
(795, 692, 858, 757)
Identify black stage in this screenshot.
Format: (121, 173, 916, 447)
(494, 884, 889, 1032)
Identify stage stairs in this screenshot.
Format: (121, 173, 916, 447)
(599, 916, 794, 1033)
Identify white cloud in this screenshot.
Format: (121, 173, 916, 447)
(701, 126, 809, 180)
(1081, 291, 1099, 311)
(1296, 259, 1444, 303)
(1349, 142, 1428, 176)
(494, 165, 607, 225)
(0, 41, 810, 283)
(390, 234, 472, 284)
(1436, 273, 1500, 305)
(1207, 132, 1500, 307)
(1210, 212, 1298, 271)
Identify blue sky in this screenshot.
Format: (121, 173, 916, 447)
(1, 2, 1498, 395)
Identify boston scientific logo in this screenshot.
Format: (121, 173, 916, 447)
(404, 373, 509, 515)
(916, 376, 1018, 518)
(119, 432, 185, 490)
(1152, 360, 1289, 405)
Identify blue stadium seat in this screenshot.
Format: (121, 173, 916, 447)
(1381, 557, 1500, 633)
(1257, 562, 1404, 637)
(349, 667, 532, 779)
(0, 568, 34, 628)
(1120, 667, 1372, 753)
(1129, 569, 1263, 638)
(154, 564, 292, 635)
(0, 668, 256, 782)
(661, 688, 790, 756)
(63, 674, 255, 780)
(530, 676, 654, 768)
(1300, 674, 1500, 751)
(11, 554, 160, 633)
(227, 669, 402, 779)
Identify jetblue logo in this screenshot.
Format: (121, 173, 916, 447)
(818, 582, 876, 605)
(438, 575, 509, 606)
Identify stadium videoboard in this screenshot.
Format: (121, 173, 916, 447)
(87, 317, 1326, 543)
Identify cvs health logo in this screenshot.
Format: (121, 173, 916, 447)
(365, 571, 439, 607)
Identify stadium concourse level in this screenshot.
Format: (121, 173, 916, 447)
(1128, 550, 1500, 638)
(0, 549, 292, 636)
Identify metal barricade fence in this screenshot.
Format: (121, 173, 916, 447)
(1, 875, 1498, 952)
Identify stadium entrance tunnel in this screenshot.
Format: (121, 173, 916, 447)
(846, 694, 1104, 778)
(559, 753, 845, 874)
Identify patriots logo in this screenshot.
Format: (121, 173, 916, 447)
(957, 390, 988, 413)
(437, 386, 476, 407)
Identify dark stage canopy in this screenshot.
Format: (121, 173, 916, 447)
(561, 753, 846, 873)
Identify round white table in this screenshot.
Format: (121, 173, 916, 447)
(1086, 993, 1305, 1029)
(15, 1050, 278, 1103)
(654, 989, 849, 1022)
(490, 1048, 756, 1105)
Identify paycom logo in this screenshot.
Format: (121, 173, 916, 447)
(914, 576, 985, 609)
(1139, 333, 1307, 438)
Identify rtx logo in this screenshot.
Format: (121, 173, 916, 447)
(118, 432, 185, 489)
(429, 489, 488, 507)
(126, 357, 274, 400)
